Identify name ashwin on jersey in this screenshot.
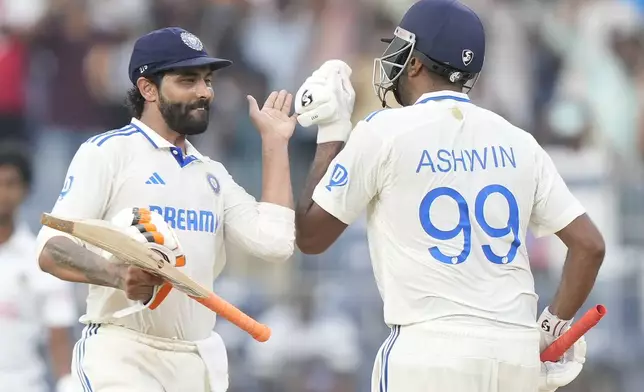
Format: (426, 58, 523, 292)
(416, 146, 516, 173)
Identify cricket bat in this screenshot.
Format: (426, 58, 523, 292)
(41, 213, 271, 342)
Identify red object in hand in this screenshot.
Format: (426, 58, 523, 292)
(540, 305, 607, 362)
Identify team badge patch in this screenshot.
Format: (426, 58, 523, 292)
(325, 164, 348, 191)
(181, 32, 204, 51)
(59, 175, 74, 201)
(206, 173, 220, 194)
(462, 49, 474, 67)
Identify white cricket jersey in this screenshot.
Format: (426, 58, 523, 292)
(312, 91, 585, 329)
(0, 223, 77, 391)
(36, 118, 295, 341)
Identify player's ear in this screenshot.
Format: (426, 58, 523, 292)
(136, 76, 159, 103)
(407, 56, 423, 78)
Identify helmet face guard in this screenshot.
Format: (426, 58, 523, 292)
(373, 26, 480, 108)
(373, 27, 416, 108)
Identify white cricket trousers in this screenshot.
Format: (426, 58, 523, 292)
(371, 319, 541, 392)
(70, 323, 228, 392)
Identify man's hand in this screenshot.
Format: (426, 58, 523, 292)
(248, 89, 297, 142)
(108, 207, 185, 309)
(539, 336, 587, 392)
(538, 307, 573, 352)
(121, 266, 164, 303)
(295, 59, 356, 144)
(538, 307, 587, 391)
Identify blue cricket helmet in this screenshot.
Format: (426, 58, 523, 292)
(373, 0, 486, 107)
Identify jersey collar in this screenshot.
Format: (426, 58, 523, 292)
(414, 91, 471, 105)
(129, 118, 204, 160)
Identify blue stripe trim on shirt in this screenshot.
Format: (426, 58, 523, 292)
(379, 325, 400, 392)
(96, 129, 141, 147)
(383, 325, 400, 392)
(88, 125, 134, 144)
(75, 323, 99, 392)
(416, 95, 470, 105)
(129, 122, 159, 149)
(365, 109, 386, 122)
(72, 332, 84, 390)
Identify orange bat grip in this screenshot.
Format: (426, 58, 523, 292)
(148, 282, 174, 310)
(191, 292, 271, 342)
(540, 304, 606, 362)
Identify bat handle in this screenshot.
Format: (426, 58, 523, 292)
(540, 304, 606, 362)
(193, 293, 272, 342)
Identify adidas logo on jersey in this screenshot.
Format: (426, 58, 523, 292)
(145, 172, 166, 185)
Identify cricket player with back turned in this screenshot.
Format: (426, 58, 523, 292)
(293, 0, 605, 391)
(36, 27, 297, 392)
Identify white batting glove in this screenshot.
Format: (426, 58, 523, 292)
(107, 207, 186, 318)
(295, 60, 356, 144)
(538, 307, 586, 392)
(538, 307, 573, 352)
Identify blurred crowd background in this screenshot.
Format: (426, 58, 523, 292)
(2, 0, 644, 391)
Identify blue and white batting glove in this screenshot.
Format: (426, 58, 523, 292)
(537, 307, 586, 392)
(295, 60, 356, 144)
(106, 207, 185, 318)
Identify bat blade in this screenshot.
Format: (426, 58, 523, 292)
(42, 213, 209, 298)
(41, 213, 271, 342)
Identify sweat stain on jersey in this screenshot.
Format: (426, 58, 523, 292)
(451, 107, 463, 121)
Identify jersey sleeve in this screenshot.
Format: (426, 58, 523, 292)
(312, 121, 388, 225)
(216, 163, 295, 262)
(528, 141, 585, 238)
(35, 141, 116, 257)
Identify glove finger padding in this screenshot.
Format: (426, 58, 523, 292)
(340, 72, 356, 107)
(319, 59, 353, 78)
(295, 80, 339, 128)
(108, 207, 186, 318)
(295, 59, 356, 143)
(111, 207, 186, 267)
(539, 335, 587, 392)
(295, 60, 354, 128)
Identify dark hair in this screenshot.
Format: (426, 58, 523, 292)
(0, 141, 33, 187)
(125, 73, 164, 119)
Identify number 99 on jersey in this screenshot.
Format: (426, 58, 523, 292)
(418, 184, 521, 265)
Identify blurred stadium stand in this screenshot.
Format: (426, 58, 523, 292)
(2, 0, 644, 391)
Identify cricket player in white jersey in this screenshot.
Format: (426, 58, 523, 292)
(293, 1, 605, 391)
(0, 143, 77, 392)
(35, 27, 297, 392)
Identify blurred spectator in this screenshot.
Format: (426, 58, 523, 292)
(464, 0, 536, 131)
(22, 1, 124, 229)
(0, 0, 47, 143)
(246, 282, 360, 392)
(539, 0, 644, 158)
(0, 142, 76, 392)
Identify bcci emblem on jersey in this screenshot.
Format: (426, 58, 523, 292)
(325, 164, 348, 191)
(206, 173, 220, 194)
